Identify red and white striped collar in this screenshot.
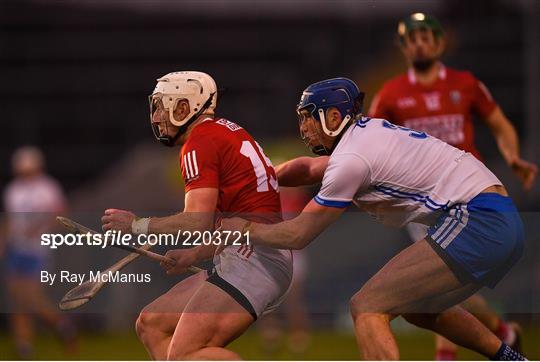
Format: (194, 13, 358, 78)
(407, 62, 447, 84)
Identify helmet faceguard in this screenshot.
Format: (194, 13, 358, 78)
(298, 105, 328, 155)
(297, 77, 364, 155)
(149, 71, 217, 147)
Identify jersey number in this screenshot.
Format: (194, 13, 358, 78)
(382, 120, 427, 139)
(240, 141, 279, 192)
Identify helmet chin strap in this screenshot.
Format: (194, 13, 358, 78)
(157, 130, 182, 147)
(309, 108, 353, 155)
(311, 144, 329, 156)
(318, 109, 351, 137)
(157, 92, 215, 147)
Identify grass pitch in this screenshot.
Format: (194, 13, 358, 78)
(1, 326, 538, 360)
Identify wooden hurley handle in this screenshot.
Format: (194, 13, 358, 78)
(56, 216, 202, 274)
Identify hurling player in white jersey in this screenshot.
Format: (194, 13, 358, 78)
(221, 78, 526, 360)
(2, 146, 77, 359)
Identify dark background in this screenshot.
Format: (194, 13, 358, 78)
(0, 1, 539, 357)
(1, 0, 537, 202)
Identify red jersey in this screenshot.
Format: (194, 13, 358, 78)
(368, 64, 497, 159)
(180, 118, 281, 223)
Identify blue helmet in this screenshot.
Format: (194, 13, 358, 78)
(297, 77, 364, 155)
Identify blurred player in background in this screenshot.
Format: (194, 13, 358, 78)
(222, 77, 527, 360)
(368, 13, 538, 359)
(101, 71, 292, 360)
(1, 146, 77, 359)
(369, 13, 537, 190)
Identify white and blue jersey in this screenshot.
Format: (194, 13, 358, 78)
(315, 117, 523, 288)
(3, 175, 66, 276)
(316, 117, 501, 227)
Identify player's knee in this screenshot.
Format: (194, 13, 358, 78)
(349, 290, 378, 317)
(349, 294, 361, 319)
(135, 312, 157, 341)
(135, 313, 146, 340)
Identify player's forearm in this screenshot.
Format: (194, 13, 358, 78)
(249, 210, 330, 250)
(275, 156, 327, 186)
(248, 219, 311, 250)
(147, 212, 214, 234)
(486, 108, 521, 165)
(242, 199, 341, 250)
(275, 157, 312, 186)
(192, 243, 218, 262)
(494, 125, 520, 166)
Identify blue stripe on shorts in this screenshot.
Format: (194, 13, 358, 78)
(426, 193, 524, 288)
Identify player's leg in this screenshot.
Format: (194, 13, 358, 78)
(407, 224, 521, 360)
(407, 223, 461, 360)
(166, 281, 254, 360)
(349, 239, 502, 360)
(433, 292, 519, 360)
(8, 275, 77, 357)
(6, 252, 68, 358)
(405, 305, 501, 357)
(402, 284, 503, 356)
(22, 279, 79, 354)
(405, 195, 524, 360)
(434, 335, 458, 360)
(461, 294, 499, 332)
(404, 286, 523, 359)
(6, 277, 36, 359)
(135, 270, 208, 360)
(408, 223, 459, 360)
(461, 294, 522, 351)
(166, 247, 293, 360)
(9, 313, 35, 359)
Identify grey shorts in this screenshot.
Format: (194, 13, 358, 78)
(208, 245, 293, 319)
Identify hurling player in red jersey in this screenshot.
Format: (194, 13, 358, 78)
(369, 13, 537, 189)
(369, 13, 537, 359)
(101, 71, 292, 360)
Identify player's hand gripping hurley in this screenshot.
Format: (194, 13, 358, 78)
(56, 216, 201, 310)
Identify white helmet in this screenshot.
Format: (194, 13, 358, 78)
(149, 71, 217, 127)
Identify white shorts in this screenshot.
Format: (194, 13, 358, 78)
(208, 244, 293, 319)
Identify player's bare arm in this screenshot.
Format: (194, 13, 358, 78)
(159, 188, 220, 275)
(102, 188, 220, 273)
(275, 156, 329, 186)
(160, 246, 213, 275)
(484, 107, 538, 190)
(101, 188, 217, 234)
(149, 188, 218, 233)
(222, 199, 345, 250)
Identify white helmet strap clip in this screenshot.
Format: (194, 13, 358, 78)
(318, 108, 352, 137)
